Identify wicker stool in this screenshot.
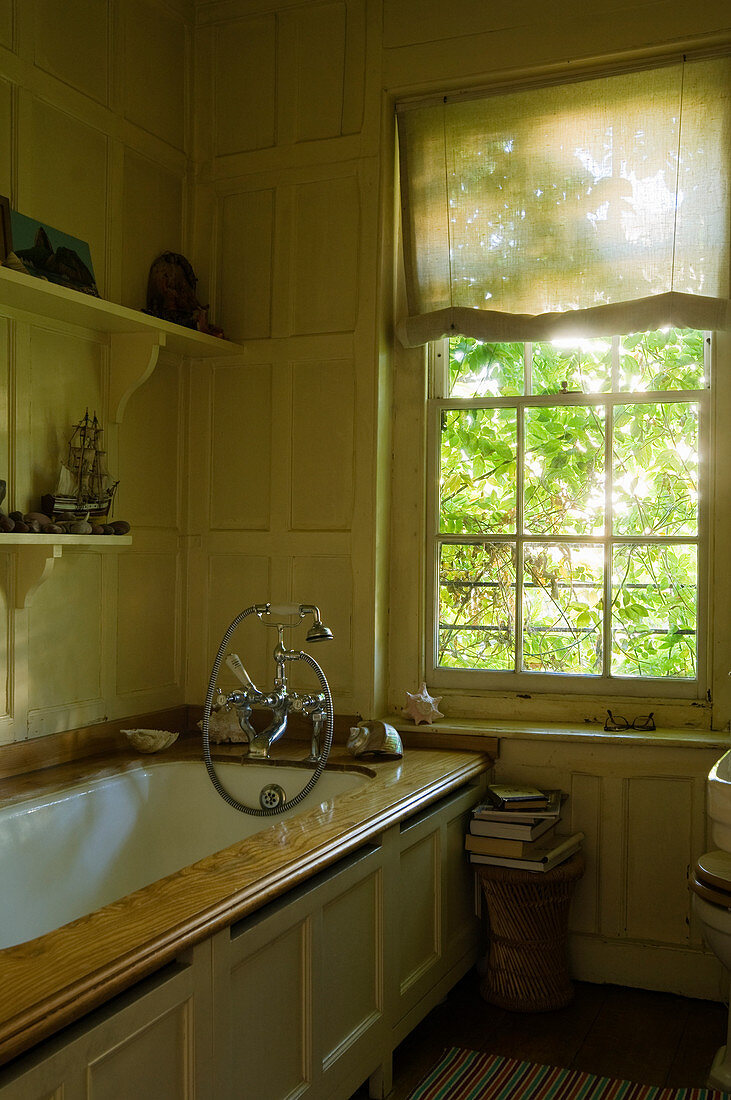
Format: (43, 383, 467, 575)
(475, 850, 584, 1012)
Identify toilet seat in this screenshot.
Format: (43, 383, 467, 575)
(692, 850, 731, 909)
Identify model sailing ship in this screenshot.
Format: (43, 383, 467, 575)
(42, 410, 119, 521)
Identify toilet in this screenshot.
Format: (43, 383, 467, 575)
(692, 749, 731, 1091)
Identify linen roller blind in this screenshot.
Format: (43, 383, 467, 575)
(397, 57, 731, 347)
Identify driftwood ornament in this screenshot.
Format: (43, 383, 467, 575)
(404, 682, 444, 725)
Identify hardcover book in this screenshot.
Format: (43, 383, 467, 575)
(465, 824, 557, 858)
(469, 814, 557, 841)
(468, 831, 584, 873)
(472, 789, 563, 822)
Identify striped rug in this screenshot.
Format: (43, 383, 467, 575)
(406, 1048, 731, 1099)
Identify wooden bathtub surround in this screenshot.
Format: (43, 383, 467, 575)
(0, 741, 493, 1070)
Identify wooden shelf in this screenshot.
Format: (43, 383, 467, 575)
(0, 266, 242, 358)
(0, 534, 132, 608)
(0, 266, 244, 421)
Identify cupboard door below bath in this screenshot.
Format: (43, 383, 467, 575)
(0, 951, 212, 1100)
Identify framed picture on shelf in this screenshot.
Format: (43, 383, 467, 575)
(1, 203, 99, 297)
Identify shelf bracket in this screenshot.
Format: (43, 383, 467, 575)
(109, 331, 166, 424)
(15, 544, 63, 609)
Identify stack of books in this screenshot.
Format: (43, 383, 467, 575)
(466, 783, 583, 873)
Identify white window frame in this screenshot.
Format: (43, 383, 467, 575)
(424, 333, 713, 700)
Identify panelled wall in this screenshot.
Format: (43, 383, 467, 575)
(194, 0, 731, 997)
(189, 0, 387, 713)
(0, 0, 194, 743)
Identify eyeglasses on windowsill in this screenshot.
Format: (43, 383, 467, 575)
(604, 709, 656, 732)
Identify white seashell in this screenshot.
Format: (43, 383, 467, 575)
(124, 728, 179, 753)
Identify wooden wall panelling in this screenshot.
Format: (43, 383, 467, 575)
(565, 773, 602, 934)
(0, 77, 11, 198)
(218, 188, 275, 341)
(0, 1, 11, 52)
(283, 1, 348, 145)
(290, 554, 353, 699)
(290, 357, 354, 531)
(33, 0, 110, 108)
(213, 13, 277, 157)
(115, 542, 181, 700)
(290, 171, 360, 335)
(318, 868, 382, 1071)
(121, 0, 188, 152)
(205, 552, 272, 694)
(24, 96, 109, 296)
(625, 775, 694, 944)
(121, 150, 185, 312)
(209, 361, 272, 530)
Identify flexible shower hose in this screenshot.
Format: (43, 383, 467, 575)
(201, 604, 334, 815)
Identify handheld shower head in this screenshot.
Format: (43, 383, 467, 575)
(305, 619, 333, 643)
(299, 603, 333, 643)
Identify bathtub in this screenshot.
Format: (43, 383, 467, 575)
(0, 759, 368, 949)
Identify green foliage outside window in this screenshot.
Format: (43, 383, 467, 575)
(437, 329, 705, 680)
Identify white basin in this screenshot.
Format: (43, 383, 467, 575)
(708, 749, 731, 852)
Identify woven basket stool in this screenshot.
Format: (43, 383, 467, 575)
(475, 850, 584, 1012)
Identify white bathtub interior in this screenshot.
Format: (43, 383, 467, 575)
(0, 760, 369, 949)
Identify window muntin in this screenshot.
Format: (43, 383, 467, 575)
(430, 329, 709, 691)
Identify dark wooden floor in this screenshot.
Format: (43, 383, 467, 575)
(351, 970, 728, 1099)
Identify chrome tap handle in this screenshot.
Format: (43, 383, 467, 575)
(225, 652, 260, 695)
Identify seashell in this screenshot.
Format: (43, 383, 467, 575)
(9, 511, 22, 522)
(102, 524, 115, 534)
(90, 524, 106, 535)
(0, 515, 14, 531)
(24, 512, 52, 527)
(123, 728, 179, 753)
(68, 520, 92, 534)
(111, 520, 130, 534)
(24, 519, 41, 533)
(404, 683, 444, 725)
(347, 721, 403, 759)
(13, 521, 29, 533)
(46, 523, 64, 534)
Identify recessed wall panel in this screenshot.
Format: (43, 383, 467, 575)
(122, 0, 186, 150)
(219, 190, 274, 341)
(116, 552, 178, 693)
(290, 555, 352, 690)
(290, 359, 354, 530)
(88, 1003, 191, 1100)
(28, 329, 103, 510)
(292, 175, 359, 334)
(26, 99, 108, 294)
(0, 78, 11, 198)
(230, 926, 307, 1098)
(214, 16, 276, 155)
(34, 0, 109, 105)
(210, 363, 271, 530)
(0, 1, 11, 49)
(321, 871, 380, 1065)
(28, 553, 103, 709)
(121, 151, 183, 312)
(292, 3, 346, 142)
(118, 357, 180, 529)
(399, 833, 439, 992)
(626, 776, 693, 944)
(207, 554, 271, 690)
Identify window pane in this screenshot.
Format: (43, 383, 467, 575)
(532, 338, 612, 394)
(613, 402, 698, 535)
(611, 545, 697, 678)
(524, 406, 605, 535)
(619, 328, 705, 392)
(438, 543, 515, 669)
(448, 337, 524, 397)
(439, 408, 516, 534)
(522, 543, 603, 674)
